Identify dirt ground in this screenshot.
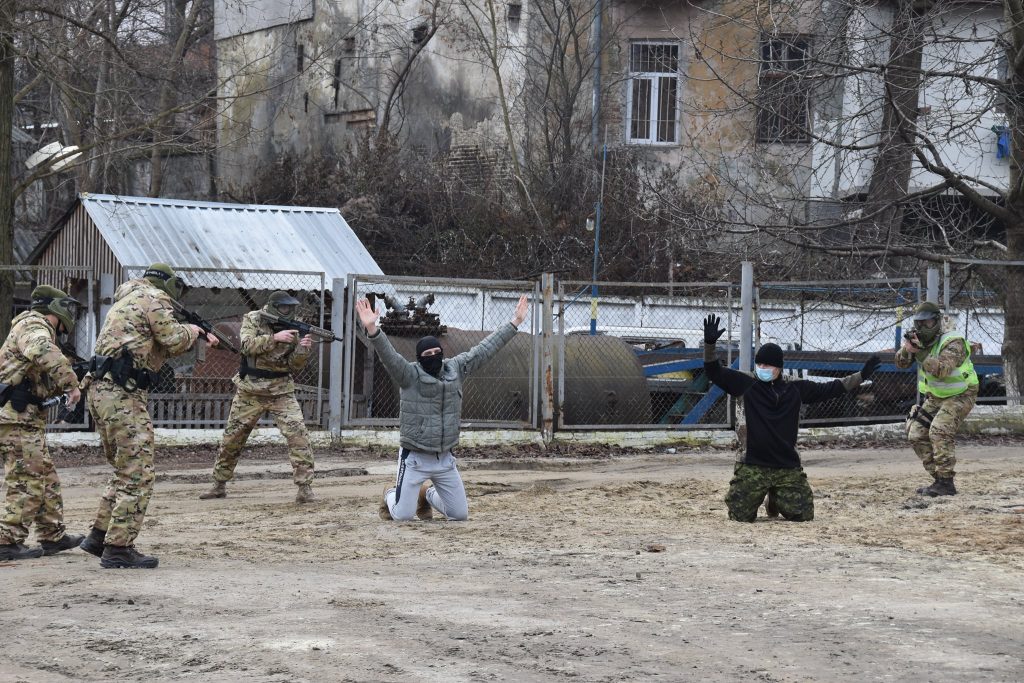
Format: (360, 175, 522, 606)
(2, 438, 1023, 682)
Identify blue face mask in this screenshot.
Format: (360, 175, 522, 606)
(755, 367, 776, 382)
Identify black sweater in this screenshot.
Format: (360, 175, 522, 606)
(704, 352, 858, 469)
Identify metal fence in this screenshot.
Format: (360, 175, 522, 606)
(755, 278, 922, 425)
(0, 264, 96, 430)
(123, 266, 328, 428)
(556, 281, 735, 429)
(343, 274, 539, 429)
(943, 277, 1018, 406)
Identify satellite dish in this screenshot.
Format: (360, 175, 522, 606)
(25, 141, 81, 172)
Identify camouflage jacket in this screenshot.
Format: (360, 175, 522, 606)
(233, 306, 311, 396)
(93, 279, 199, 376)
(0, 311, 78, 426)
(894, 323, 968, 378)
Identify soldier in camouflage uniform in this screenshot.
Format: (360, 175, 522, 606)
(78, 264, 215, 569)
(0, 286, 84, 561)
(896, 301, 978, 497)
(702, 314, 880, 522)
(198, 291, 316, 503)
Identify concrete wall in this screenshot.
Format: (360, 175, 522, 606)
(215, 0, 529, 193)
(811, 2, 1006, 199)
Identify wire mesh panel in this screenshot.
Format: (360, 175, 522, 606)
(122, 266, 327, 427)
(755, 279, 921, 425)
(0, 264, 96, 430)
(946, 284, 1018, 405)
(556, 281, 735, 430)
(344, 275, 539, 429)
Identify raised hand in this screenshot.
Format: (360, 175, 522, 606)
(861, 355, 881, 381)
(356, 298, 380, 335)
(703, 314, 725, 345)
(511, 295, 529, 327)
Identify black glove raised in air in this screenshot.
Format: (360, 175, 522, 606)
(703, 314, 725, 345)
(861, 355, 881, 381)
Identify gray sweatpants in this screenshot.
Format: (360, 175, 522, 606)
(384, 449, 468, 521)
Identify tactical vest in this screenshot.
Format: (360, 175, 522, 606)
(918, 332, 978, 398)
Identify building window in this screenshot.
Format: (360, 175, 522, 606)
(507, 3, 522, 31)
(626, 42, 679, 144)
(297, 43, 305, 72)
(757, 35, 811, 143)
(343, 36, 356, 53)
(412, 24, 428, 45)
(333, 59, 342, 108)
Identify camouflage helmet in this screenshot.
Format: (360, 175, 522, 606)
(30, 285, 80, 334)
(144, 262, 186, 300)
(911, 301, 942, 322)
(268, 290, 300, 316)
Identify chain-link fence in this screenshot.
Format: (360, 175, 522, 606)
(1, 264, 96, 430)
(556, 281, 735, 429)
(755, 278, 921, 425)
(942, 259, 1024, 403)
(123, 266, 328, 427)
(343, 275, 539, 429)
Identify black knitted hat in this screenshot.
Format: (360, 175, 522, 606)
(754, 343, 784, 368)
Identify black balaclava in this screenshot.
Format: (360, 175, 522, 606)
(416, 336, 444, 377)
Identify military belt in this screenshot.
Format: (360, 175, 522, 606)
(239, 357, 290, 380)
(89, 354, 158, 391)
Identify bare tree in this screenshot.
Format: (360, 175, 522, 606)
(676, 0, 1024, 399)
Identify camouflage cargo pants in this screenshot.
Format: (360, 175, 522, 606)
(907, 388, 977, 479)
(726, 462, 814, 522)
(87, 380, 156, 547)
(212, 390, 313, 485)
(0, 424, 67, 544)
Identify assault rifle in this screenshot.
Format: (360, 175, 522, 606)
(169, 300, 239, 354)
(259, 311, 342, 343)
(0, 383, 76, 421)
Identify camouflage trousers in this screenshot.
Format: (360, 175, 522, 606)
(726, 462, 814, 522)
(87, 380, 156, 547)
(212, 390, 313, 486)
(907, 388, 977, 479)
(0, 424, 67, 544)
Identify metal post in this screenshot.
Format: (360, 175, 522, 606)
(329, 277, 346, 434)
(943, 260, 951, 310)
(926, 267, 939, 303)
(541, 273, 555, 444)
(739, 261, 754, 372)
(589, 140, 608, 335)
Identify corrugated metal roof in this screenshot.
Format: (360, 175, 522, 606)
(79, 193, 383, 286)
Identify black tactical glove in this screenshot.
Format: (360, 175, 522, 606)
(703, 314, 725, 345)
(861, 355, 881, 381)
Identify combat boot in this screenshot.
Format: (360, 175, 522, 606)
(79, 527, 106, 557)
(922, 477, 957, 497)
(416, 482, 433, 521)
(100, 545, 159, 569)
(199, 481, 227, 500)
(40, 533, 86, 556)
(765, 490, 779, 519)
(295, 483, 316, 503)
(0, 542, 44, 561)
(379, 486, 393, 521)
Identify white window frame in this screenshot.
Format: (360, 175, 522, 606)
(625, 41, 681, 146)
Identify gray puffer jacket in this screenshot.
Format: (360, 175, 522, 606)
(367, 322, 518, 453)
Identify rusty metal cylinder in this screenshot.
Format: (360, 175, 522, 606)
(373, 329, 651, 425)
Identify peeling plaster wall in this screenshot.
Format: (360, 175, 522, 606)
(605, 0, 822, 222)
(215, 0, 529, 193)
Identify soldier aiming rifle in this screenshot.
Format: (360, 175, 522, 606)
(258, 310, 341, 343)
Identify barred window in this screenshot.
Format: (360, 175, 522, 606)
(627, 42, 679, 144)
(757, 36, 811, 143)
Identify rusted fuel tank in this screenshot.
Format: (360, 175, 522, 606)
(371, 329, 651, 425)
